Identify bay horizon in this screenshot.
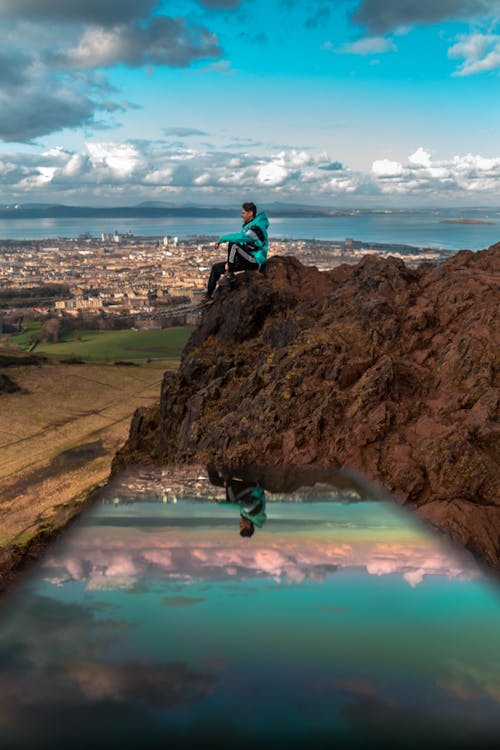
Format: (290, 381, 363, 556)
(1, 208, 499, 251)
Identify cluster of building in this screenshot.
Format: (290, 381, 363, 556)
(0, 231, 448, 321)
(0, 234, 210, 318)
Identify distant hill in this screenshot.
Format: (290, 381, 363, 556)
(0, 204, 234, 219)
(0, 202, 378, 219)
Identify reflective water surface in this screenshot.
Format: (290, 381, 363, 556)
(0, 468, 499, 750)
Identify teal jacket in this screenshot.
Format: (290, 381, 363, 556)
(218, 211, 269, 266)
(219, 485, 267, 529)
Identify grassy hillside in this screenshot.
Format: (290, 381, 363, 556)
(11, 325, 193, 362)
(8, 322, 42, 346)
(0, 360, 172, 553)
(0, 326, 192, 586)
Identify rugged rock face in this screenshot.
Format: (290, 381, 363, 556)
(115, 245, 500, 569)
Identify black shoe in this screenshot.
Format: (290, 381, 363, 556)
(218, 272, 235, 288)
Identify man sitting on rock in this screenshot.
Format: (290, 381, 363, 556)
(201, 201, 269, 304)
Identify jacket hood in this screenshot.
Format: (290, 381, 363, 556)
(248, 211, 269, 231)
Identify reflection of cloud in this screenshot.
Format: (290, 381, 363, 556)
(69, 660, 215, 708)
(439, 663, 500, 705)
(41, 516, 480, 592)
(403, 569, 425, 587)
(366, 544, 473, 587)
(0, 592, 217, 734)
(339, 674, 500, 747)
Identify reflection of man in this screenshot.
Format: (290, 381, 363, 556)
(207, 466, 267, 538)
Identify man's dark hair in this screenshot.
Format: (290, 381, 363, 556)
(242, 202, 257, 218)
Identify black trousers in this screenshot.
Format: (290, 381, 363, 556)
(207, 243, 259, 296)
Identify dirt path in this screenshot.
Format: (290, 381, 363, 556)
(0, 361, 172, 587)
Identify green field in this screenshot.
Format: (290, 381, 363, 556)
(30, 327, 193, 362)
(9, 321, 42, 346)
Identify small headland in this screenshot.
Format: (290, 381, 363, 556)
(115, 244, 500, 571)
(440, 218, 495, 225)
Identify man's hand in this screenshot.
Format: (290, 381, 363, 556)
(225, 263, 229, 271)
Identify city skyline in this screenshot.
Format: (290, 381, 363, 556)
(1, 0, 500, 207)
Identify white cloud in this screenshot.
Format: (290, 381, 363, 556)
(408, 147, 432, 168)
(60, 152, 89, 178)
(37, 166, 57, 183)
(86, 141, 141, 177)
(339, 36, 396, 56)
(322, 175, 362, 193)
(372, 158, 404, 177)
(371, 147, 500, 196)
(61, 17, 220, 70)
(197, 59, 235, 74)
(64, 26, 126, 68)
(257, 162, 289, 186)
(448, 32, 500, 75)
(194, 172, 211, 185)
(143, 168, 174, 184)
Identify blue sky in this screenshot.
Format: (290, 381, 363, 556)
(1, 0, 500, 206)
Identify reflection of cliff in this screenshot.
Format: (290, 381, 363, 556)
(116, 246, 500, 569)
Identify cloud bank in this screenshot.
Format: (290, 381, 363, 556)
(2, 141, 500, 205)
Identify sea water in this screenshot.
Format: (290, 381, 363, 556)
(1, 209, 499, 250)
(0, 474, 499, 749)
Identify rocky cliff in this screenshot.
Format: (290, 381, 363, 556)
(115, 245, 500, 569)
